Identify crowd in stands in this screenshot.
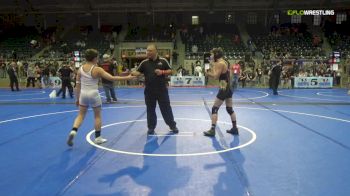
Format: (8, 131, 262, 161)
(0, 26, 42, 59)
(1, 22, 349, 89)
(327, 34, 350, 59)
(248, 23, 327, 60)
(0, 54, 138, 90)
(181, 24, 248, 59)
(43, 26, 117, 61)
(125, 24, 176, 42)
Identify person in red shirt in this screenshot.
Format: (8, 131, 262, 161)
(100, 54, 118, 103)
(231, 62, 241, 90)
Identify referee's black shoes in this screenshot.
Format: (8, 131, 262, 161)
(147, 129, 155, 135)
(170, 126, 179, 134)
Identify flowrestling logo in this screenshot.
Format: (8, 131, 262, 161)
(287, 10, 335, 15)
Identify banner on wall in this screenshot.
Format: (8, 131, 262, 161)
(135, 48, 147, 57)
(170, 76, 205, 86)
(294, 77, 333, 88)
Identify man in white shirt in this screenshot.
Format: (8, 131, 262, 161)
(195, 64, 203, 77)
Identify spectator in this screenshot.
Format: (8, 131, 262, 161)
(239, 71, 247, 88)
(35, 64, 42, 89)
(195, 63, 203, 77)
(192, 44, 198, 54)
(26, 64, 36, 88)
(42, 65, 50, 87)
(7, 62, 20, 91)
(256, 68, 262, 86)
(231, 63, 241, 90)
(100, 54, 118, 103)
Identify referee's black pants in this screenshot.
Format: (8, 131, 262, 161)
(144, 88, 176, 130)
(62, 79, 73, 98)
(270, 74, 280, 95)
(10, 77, 19, 91)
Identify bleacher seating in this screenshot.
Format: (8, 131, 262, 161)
(248, 24, 327, 60)
(328, 34, 350, 58)
(0, 26, 41, 59)
(182, 24, 248, 59)
(125, 24, 175, 42)
(46, 28, 112, 60)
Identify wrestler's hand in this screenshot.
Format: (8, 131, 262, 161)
(127, 74, 137, 80)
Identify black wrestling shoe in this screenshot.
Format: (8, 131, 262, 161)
(170, 126, 179, 134)
(226, 127, 239, 135)
(203, 129, 215, 137)
(147, 129, 155, 135)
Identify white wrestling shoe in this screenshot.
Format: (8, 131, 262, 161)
(94, 136, 107, 144)
(67, 131, 77, 147)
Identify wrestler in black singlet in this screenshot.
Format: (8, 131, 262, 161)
(216, 59, 232, 101)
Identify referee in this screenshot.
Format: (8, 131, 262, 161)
(58, 63, 74, 98)
(131, 44, 179, 135)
